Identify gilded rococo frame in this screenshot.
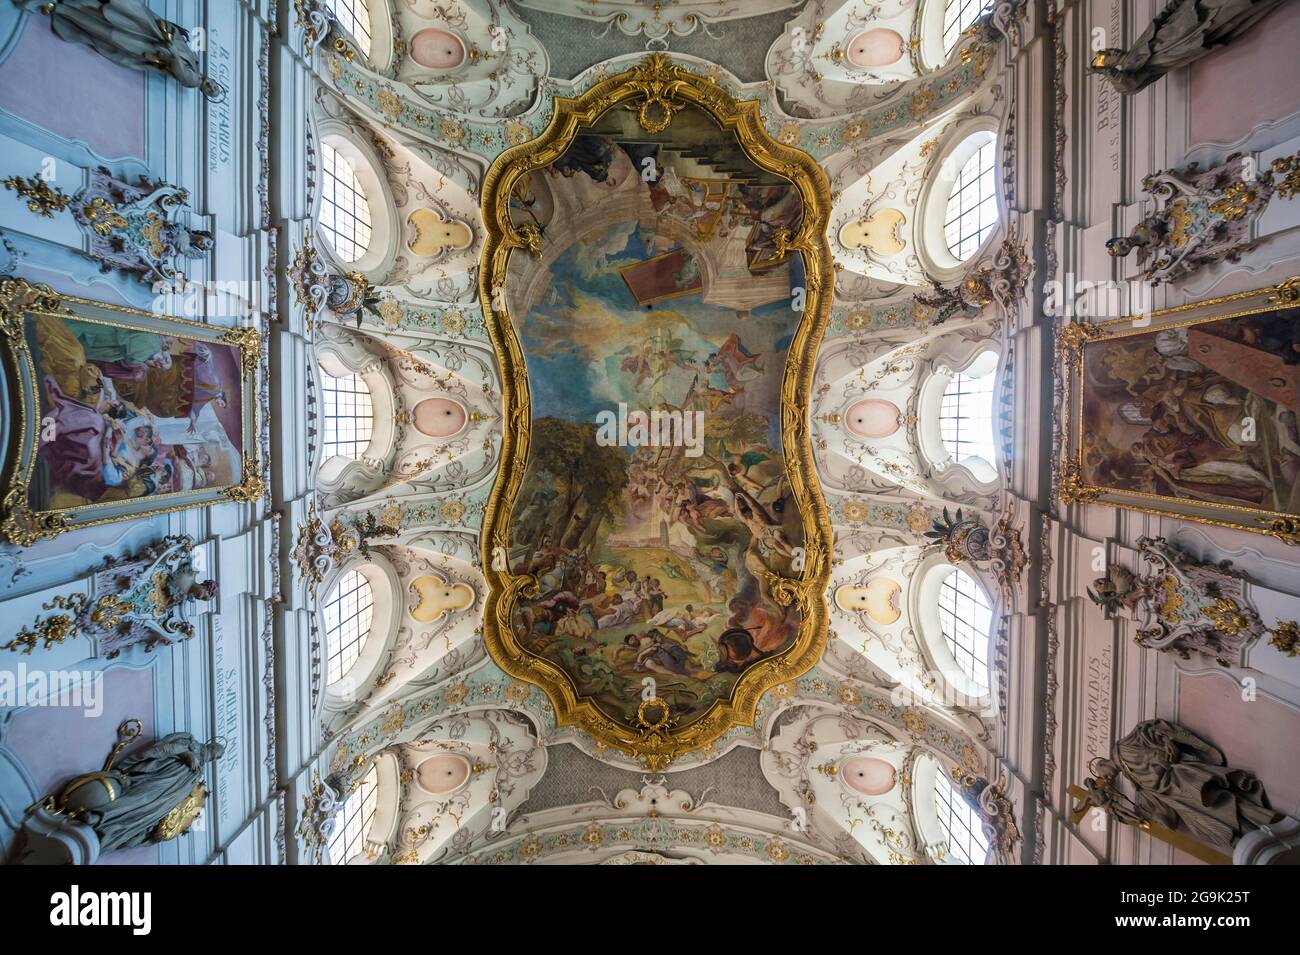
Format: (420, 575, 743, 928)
(1059, 276, 1300, 546)
(0, 278, 263, 546)
(477, 55, 834, 769)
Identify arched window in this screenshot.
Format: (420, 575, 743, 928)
(943, 0, 995, 53)
(939, 351, 997, 468)
(320, 372, 374, 460)
(938, 569, 992, 691)
(328, 763, 378, 864)
(323, 569, 375, 684)
(327, 0, 373, 57)
(943, 130, 998, 261)
(318, 140, 374, 263)
(933, 768, 990, 864)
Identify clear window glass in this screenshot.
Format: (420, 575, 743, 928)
(327, 762, 378, 864)
(938, 355, 997, 468)
(318, 141, 374, 264)
(938, 568, 992, 691)
(323, 569, 375, 685)
(320, 372, 374, 460)
(933, 767, 990, 864)
(943, 0, 996, 53)
(943, 132, 999, 261)
(327, 0, 373, 57)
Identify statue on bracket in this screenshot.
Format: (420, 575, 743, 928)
(1105, 152, 1292, 284)
(70, 166, 213, 282)
(1070, 719, 1282, 856)
(18, 0, 226, 100)
(2, 535, 216, 657)
(1090, 0, 1285, 95)
(1086, 535, 1279, 667)
(12, 719, 224, 864)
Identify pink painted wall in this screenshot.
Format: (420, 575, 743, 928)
(1188, 3, 1300, 149)
(6, 665, 159, 863)
(1176, 671, 1300, 818)
(0, 16, 145, 160)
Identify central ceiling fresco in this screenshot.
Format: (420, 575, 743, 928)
(479, 57, 833, 768)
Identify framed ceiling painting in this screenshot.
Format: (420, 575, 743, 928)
(1060, 278, 1300, 545)
(0, 278, 262, 545)
(478, 55, 834, 769)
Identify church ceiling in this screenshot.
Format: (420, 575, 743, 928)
(22, 0, 1300, 877)
(288, 0, 1024, 864)
(0, 0, 1031, 870)
(510, 4, 796, 82)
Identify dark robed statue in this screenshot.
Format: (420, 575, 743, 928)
(1090, 719, 1281, 848)
(17, 0, 225, 99)
(80, 733, 223, 850)
(1091, 0, 1285, 94)
(31, 720, 225, 855)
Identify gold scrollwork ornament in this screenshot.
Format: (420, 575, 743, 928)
(225, 458, 267, 504)
(2, 594, 90, 654)
(220, 325, 263, 377)
(1, 173, 71, 218)
(1058, 320, 1104, 366)
(1270, 620, 1300, 657)
(1058, 462, 1103, 505)
(153, 784, 207, 841)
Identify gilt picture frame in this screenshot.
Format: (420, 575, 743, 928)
(0, 278, 263, 545)
(1060, 277, 1300, 545)
(477, 55, 834, 770)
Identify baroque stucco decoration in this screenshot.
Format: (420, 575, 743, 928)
(951, 769, 1021, 865)
(1105, 153, 1299, 285)
(1086, 535, 1283, 667)
(913, 230, 1033, 327)
(924, 506, 1026, 597)
(289, 231, 390, 332)
(3, 166, 214, 283)
(1, 535, 216, 657)
(477, 54, 834, 771)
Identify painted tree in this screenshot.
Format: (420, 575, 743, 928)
(527, 417, 629, 545)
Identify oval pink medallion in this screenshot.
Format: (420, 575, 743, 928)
(413, 397, 467, 437)
(846, 29, 905, 68)
(841, 756, 897, 796)
(409, 29, 466, 70)
(845, 399, 900, 438)
(416, 754, 471, 794)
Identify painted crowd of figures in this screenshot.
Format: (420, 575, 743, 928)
(27, 316, 243, 508)
(1082, 311, 1300, 514)
(512, 132, 804, 272)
